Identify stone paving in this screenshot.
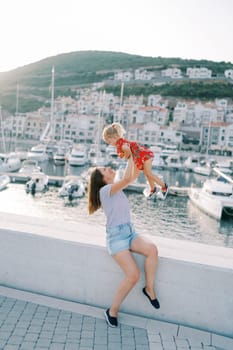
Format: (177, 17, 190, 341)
(0, 287, 232, 350)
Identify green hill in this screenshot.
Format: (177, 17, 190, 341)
(0, 50, 233, 114)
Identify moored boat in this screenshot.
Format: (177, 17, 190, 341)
(19, 160, 42, 175)
(188, 176, 233, 220)
(58, 175, 86, 201)
(0, 174, 10, 191)
(25, 172, 49, 195)
(27, 144, 49, 162)
(0, 153, 21, 172)
(68, 147, 87, 166)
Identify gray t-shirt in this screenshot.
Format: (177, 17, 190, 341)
(99, 184, 131, 228)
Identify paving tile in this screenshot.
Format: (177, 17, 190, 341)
(175, 337, 190, 349)
(36, 338, 52, 347)
(3, 345, 19, 350)
(24, 333, 39, 342)
(0, 290, 232, 350)
(212, 333, 233, 350)
(50, 343, 65, 349)
(149, 343, 163, 350)
(94, 345, 108, 350)
(162, 339, 177, 350)
(178, 325, 211, 344)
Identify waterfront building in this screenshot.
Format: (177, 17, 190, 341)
(173, 100, 218, 127)
(134, 68, 154, 80)
(200, 122, 233, 153)
(24, 112, 48, 140)
(225, 105, 233, 123)
(11, 113, 28, 139)
(224, 69, 233, 79)
(54, 114, 98, 144)
(161, 67, 182, 79)
(147, 94, 163, 106)
(138, 106, 169, 126)
(114, 70, 133, 81)
(159, 126, 183, 147)
(142, 122, 160, 145)
(186, 67, 212, 79)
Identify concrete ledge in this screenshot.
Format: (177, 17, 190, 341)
(0, 211, 232, 338)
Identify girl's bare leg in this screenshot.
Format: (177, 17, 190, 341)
(109, 250, 140, 317)
(132, 164, 140, 182)
(130, 236, 158, 300)
(143, 159, 164, 189)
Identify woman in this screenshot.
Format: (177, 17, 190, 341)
(88, 147, 160, 327)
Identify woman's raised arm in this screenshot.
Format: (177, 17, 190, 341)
(110, 146, 135, 195)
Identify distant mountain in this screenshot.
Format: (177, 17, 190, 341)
(0, 50, 233, 114)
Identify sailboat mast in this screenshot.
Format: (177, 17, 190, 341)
(206, 116, 211, 156)
(0, 106, 6, 153)
(14, 83, 19, 144)
(119, 81, 124, 124)
(96, 91, 105, 156)
(50, 66, 55, 140)
(16, 83, 19, 116)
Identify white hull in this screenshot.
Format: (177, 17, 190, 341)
(19, 160, 42, 175)
(27, 145, 49, 163)
(68, 158, 87, 166)
(168, 186, 189, 197)
(68, 148, 87, 166)
(193, 166, 211, 176)
(25, 173, 49, 194)
(0, 153, 21, 172)
(189, 180, 233, 220)
(0, 175, 10, 191)
(59, 176, 86, 200)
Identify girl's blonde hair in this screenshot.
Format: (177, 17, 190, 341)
(102, 122, 126, 142)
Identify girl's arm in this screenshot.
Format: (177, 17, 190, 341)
(122, 144, 131, 159)
(110, 146, 134, 195)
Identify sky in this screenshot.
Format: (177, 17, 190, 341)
(1, 0, 233, 73)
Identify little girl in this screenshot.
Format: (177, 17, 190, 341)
(102, 122, 168, 197)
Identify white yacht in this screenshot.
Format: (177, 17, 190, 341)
(88, 147, 98, 164)
(0, 174, 10, 191)
(19, 160, 42, 175)
(183, 155, 201, 172)
(53, 148, 67, 165)
(214, 159, 233, 175)
(188, 176, 233, 220)
(58, 176, 86, 202)
(68, 147, 87, 166)
(25, 172, 49, 195)
(27, 144, 49, 162)
(164, 154, 183, 171)
(193, 165, 212, 176)
(0, 153, 21, 172)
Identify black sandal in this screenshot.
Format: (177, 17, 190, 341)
(104, 309, 118, 327)
(142, 287, 160, 309)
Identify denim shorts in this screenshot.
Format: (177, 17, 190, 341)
(106, 222, 139, 256)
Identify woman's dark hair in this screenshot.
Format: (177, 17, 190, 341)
(88, 168, 106, 214)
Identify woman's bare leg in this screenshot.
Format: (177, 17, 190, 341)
(109, 250, 140, 317)
(130, 236, 158, 300)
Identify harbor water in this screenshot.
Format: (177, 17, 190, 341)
(1, 160, 233, 249)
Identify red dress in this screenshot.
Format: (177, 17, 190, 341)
(116, 138, 154, 170)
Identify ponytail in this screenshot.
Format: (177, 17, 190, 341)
(88, 168, 105, 214)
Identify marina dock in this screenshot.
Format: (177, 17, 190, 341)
(2, 172, 192, 196)
(1, 172, 65, 187)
